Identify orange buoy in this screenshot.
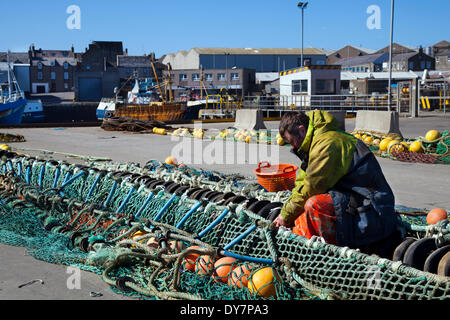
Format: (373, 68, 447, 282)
(195, 255, 215, 276)
(228, 264, 256, 289)
(248, 267, 281, 298)
(212, 257, 237, 283)
(426, 208, 448, 225)
(183, 245, 202, 272)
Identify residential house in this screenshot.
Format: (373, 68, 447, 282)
(430, 40, 450, 57)
(435, 50, 450, 70)
(334, 53, 389, 72)
(388, 48, 435, 72)
(375, 43, 418, 55)
(326, 45, 376, 65)
(28, 45, 77, 93)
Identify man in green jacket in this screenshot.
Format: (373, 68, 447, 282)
(273, 110, 404, 257)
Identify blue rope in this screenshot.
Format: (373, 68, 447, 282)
(220, 250, 274, 265)
(85, 173, 103, 202)
(52, 167, 61, 188)
(223, 224, 257, 250)
(153, 193, 178, 222)
(38, 165, 45, 188)
(175, 201, 202, 229)
(115, 186, 135, 214)
(61, 171, 85, 189)
(134, 192, 155, 218)
(26, 166, 31, 184)
(197, 208, 230, 239)
(103, 181, 118, 209)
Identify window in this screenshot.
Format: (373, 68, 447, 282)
(217, 73, 226, 81)
(64, 83, 69, 89)
(37, 63, 43, 70)
(38, 72, 43, 80)
(192, 73, 200, 81)
(420, 61, 425, 69)
(231, 73, 239, 81)
(179, 74, 187, 81)
(315, 79, 336, 94)
(64, 72, 69, 80)
(50, 60, 55, 67)
(447, 56, 450, 62)
(205, 73, 213, 81)
(51, 72, 56, 80)
(292, 80, 308, 94)
(86, 64, 91, 71)
(408, 61, 414, 70)
(64, 62, 69, 70)
(316, 60, 326, 65)
(426, 61, 431, 69)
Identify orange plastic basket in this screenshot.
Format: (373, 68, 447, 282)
(254, 161, 298, 192)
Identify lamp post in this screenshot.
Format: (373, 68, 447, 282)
(388, 0, 395, 111)
(297, 2, 308, 67)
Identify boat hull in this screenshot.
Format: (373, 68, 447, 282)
(0, 98, 27, 125)
(114, 103, 186, 122)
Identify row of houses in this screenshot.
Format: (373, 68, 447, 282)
(1, 40, 449, 102)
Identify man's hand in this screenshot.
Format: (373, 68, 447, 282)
(272, 214, 291, 228)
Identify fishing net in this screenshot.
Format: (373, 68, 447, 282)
(352, 130, 450, 164)
(0, 151, 449, 300)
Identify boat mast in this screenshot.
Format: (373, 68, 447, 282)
(7, 50, 12, 100)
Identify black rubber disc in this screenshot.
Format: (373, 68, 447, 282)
(257, 202, 283, 219)
(437, 251, 450, 277)
(392, 237, 417, 262)
(244, 198, 258, 209)
(424, 245, 450, 274)
(247, 200, 271, 214)
(403, 238, 437, 271)
(267, 207, 281, 222)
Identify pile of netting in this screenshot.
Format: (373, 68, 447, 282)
(0, 150, 449, 300)
(350, 130, 450, 164)
(101, 117, 176, 133)
(0, 132, 25, 143)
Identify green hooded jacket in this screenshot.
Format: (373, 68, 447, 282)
(280, 110, 357, 225)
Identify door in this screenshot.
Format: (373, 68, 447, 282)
(78, 77, 102, 102)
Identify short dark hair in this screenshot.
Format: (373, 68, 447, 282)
(279, 111, 309, 139)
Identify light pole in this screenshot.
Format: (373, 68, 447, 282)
(297, 2, 308, 67)
(388, 0, 395, 111)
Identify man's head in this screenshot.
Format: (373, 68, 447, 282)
(279, 112, 310, 151)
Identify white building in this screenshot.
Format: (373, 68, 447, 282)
(279, 65, 341, 107)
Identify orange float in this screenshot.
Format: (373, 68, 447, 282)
(195, 255, 215, 276)
(228, 264, 256, 289)
(248, 267, 281, 298)
(212, 257, 237, 283)
(426, 208, 448, 225)
(183, 245, 202, 272)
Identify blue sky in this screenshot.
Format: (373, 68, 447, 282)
(1, 0, 449, 57)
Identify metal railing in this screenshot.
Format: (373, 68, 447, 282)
(0, 91, 25, 104)
(242, 94, 399, 114)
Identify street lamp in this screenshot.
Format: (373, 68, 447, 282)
(297, 2, 308, 67)
(388, 0, 395, 111)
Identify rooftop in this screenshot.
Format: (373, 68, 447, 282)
(191, 47, 326, 55)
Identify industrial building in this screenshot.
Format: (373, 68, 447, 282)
(161, 47, 327, 72)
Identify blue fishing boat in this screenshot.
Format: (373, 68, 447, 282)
(22, 100, 45, 123)
(0, 51, 26, 125)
